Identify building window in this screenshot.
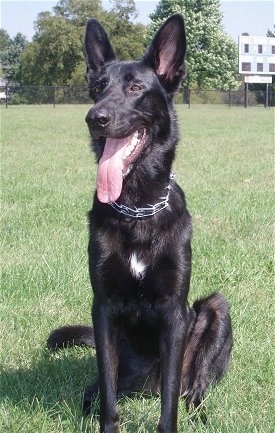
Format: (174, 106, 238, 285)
(269, 64, 275, 72)
(258, 45, 263, 54)
(242, 62, 251, 71)
(257, 63, 263, 72)
(272, 45, 275, 54)
(244, 44, 249, 53)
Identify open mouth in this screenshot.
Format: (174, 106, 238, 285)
(96, 128, 147, 203)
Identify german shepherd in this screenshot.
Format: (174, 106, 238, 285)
(48, 14, 233, 433)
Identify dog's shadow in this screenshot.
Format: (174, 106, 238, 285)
(2, 346, 97, 423)
(1, 345, 157, 432)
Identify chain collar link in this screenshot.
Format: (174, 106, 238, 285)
(109, 173, 175, 219)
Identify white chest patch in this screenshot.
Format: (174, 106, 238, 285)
(130, 253, 146, 280)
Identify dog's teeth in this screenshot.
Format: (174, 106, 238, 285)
(123, 165, 133, 178)
(123, 134, 139, 160)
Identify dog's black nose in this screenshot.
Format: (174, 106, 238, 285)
(86, 108, 111, 127)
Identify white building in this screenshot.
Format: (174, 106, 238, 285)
(238, 36, 275, 75)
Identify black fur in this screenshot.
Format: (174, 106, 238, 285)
(48, 15, 233, 433)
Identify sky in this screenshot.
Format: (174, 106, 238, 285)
(0, 0, 274, 42)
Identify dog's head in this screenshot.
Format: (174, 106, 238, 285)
(84, 15, 186, 203)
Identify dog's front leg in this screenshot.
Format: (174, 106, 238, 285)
(157, 303, 188, 433)
(92, 301, 120, 433)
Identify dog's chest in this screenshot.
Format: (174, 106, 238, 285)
(129, 252, 147, 280)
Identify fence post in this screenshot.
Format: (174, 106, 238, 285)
(244, 83, 248, 108)
(182, 88, 190, 108)
(53, 86, 55, 108)
(265, 83, 269, 108)
(269, 87, 272, 108)
(188, 89, 191, 108)
(5, 84, 8, 108)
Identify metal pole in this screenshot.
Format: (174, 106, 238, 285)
(53, 86, 55, 108)
(5, 84, 8, 109)
(265, 83, 269, 108)
(244, 83, 248, 108)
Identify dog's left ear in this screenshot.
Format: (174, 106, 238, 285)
(144, 14, 186, 93)
(84, 19, 116, 75)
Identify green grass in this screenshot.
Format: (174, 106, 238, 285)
(1, 105, 274, 433)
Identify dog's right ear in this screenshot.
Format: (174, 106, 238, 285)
(144, 14, 186, 93)
(84, 19, 116, 74)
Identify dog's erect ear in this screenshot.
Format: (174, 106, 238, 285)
(84, 19, 116, 73)
(144, 14, 186, 93)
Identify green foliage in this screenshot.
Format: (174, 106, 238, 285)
(0, 28, 10, 79)
(0, 28, 10, 52)
(111, 0, 138, 20)
(0, 30, 28, 82)
(19, 15, 83, 85)
(266, 25, 275, 90)
(149, 0, 239, 90)
(2, 0, 239, 89)
(53, 0, 105, 27)
(106, 19, 146, 61)
(14, 0, 146, 86)
(266, 24, 275, 37)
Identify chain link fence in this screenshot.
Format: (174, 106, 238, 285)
(0, 85, 274, 107)
(0, 85, 91, 106)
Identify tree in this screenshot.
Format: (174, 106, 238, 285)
(0, 29, 11, 79)
(108, 21, 146, 60)
(19, 14, 83, 85)
(266, 26, 275, 92)
(111, 0, 137, 21)
(149, 0, 239, 90)
(43, 0, 146, 61)
(53, 0, 105, 27)
(105, 2, 146, 61)
(18, 0, 147, 86)
(0, 29, 10, 52)
(0, 30, 28, 82)
(267, 25, 275, 37)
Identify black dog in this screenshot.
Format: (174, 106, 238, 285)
(48, 15, 233, 433)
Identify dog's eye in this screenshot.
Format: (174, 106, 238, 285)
(131, 84, 142, 92)
(94, 80, 107, 94)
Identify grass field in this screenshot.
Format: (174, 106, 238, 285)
(1, 105, 274, 433)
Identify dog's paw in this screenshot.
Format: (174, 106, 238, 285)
(185, 389, 207, 424)
(83, 384, 100, 415)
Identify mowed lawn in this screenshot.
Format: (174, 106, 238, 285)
(1, 105, 274, 433)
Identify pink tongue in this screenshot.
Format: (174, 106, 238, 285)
(96, 134, 133, 203)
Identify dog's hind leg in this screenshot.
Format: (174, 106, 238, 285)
(47, 325, 160, 414)
(116, 339, 161, 398)
(181, 293, 233, 414)
(83, 338, 161, 414)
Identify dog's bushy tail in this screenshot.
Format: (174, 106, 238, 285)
(182, 292, 233, 411)
(47, 324, 95, 350)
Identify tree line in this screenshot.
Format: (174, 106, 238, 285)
(0, 0, 274, 91)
